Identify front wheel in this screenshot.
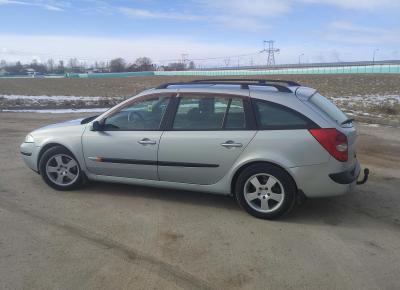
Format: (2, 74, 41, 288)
(235, 164, 297, 219)
(39, 146, 83, 190)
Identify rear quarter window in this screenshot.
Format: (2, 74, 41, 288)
(253, 99, 317, 130)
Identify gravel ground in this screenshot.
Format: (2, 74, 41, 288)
(0, 112, 399, 289)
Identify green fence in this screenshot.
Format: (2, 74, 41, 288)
(154, 64, 400, 76)
(3, 64, 399, 79)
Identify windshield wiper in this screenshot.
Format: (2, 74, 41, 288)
(341, 118, 354, 125)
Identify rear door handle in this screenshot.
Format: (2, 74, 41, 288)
(138, 138, 157, 145)
(221, 140, 243, 148)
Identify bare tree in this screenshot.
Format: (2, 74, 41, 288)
(47, 59, 55, 73)
(57, 60, 65, 74)
(135, 57, 154, 71)
(164, 62, 186, 71)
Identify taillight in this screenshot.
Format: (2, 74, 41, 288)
(309, 128, 348, 162)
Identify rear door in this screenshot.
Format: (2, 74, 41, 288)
(158, 93, 256, 185)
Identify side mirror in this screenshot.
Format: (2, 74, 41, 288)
(91, 120, 104, 131)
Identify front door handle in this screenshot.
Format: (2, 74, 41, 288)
(221, 140, 243, 148)
(138, 138, 157, 145)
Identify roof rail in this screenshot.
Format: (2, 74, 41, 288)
(156, 79, 300, 93)
(191, 78, 301, 87)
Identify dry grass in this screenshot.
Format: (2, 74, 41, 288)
(0, 74, 400, 97)
(1, 74, 399, 126)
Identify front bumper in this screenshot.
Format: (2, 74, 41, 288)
(20, 142, 39, 172)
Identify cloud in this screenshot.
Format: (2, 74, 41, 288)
(0, 0, 67, 11)
(197, 0, 291, 17)
(118, 7, 201, 21)
(300, 0, 400, 10)
(326, 21, 400, 45)
(0, 0, 28, 5)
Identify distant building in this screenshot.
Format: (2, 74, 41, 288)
(23, 68, 36, 76)
(0, 68, 8, 76)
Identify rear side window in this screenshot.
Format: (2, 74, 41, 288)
(309, 93, 347, 124)
(172, 96, 246, 130)
(253, 99, 315, 129)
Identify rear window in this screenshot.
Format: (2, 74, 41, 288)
(309, 93, 347, 124)
(253, 99, 315, 129)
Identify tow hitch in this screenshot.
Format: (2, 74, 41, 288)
(357, 168, 369, 185)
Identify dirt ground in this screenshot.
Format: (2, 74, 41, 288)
(0, 112, 399, 289)
(1, 74, 400, 97)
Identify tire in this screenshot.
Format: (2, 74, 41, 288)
(39, 146, 83, 191)
(235, 163, 297, 219)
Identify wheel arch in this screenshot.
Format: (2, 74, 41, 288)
(230, 160, 298, 195)
(37, 143, 79, 173)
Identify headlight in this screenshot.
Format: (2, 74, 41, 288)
(24, 134, 35, 143)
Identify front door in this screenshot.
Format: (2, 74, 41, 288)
(82, 95, 171, 180)
(158, 94, 256, 185)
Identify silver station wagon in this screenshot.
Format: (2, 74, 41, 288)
(20, 79, 369, 219)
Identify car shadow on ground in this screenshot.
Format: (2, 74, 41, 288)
(81, 181, 371, 227)
(82, 181, 240, 212)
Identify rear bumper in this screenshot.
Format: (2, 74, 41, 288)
(289, 159, 363, 198)
(329, 161, 361, 184)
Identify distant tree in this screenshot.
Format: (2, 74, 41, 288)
(134, 57, 154, 71)
(0, 59, 6, 68)
(47, 59, 55, 73)
(5, 61, 23, 74)
(98, 61, 107, 72)
(164, 62, 186, 71)
(188, 61, 195, 70)
(67, 58, 82, 73)
(55, 60, 65, 74)
(29, 59, 47, 73)
(110, 58, 126, 72)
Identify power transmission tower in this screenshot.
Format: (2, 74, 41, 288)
(181, 54, 189, 66)
(260, 40, 280, 66)
(224, 57, 231, 67)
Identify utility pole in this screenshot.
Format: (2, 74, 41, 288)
(260, 40, 280, 66)
(298, 53, 304, 65)
(372, 49, 379, 64)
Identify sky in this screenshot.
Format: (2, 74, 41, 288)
(0, 0, 399, 66)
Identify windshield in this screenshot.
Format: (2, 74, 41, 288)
(310, 93, 348, 125)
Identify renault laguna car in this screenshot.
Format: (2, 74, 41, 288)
(20, 79, 368, 219)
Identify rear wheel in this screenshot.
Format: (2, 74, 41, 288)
(39, 146, 83, 190)
(235, 164, 296, 219)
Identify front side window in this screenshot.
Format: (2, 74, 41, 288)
(253, 99, 314, 129)
(103, 96, 170, 130)
(172, 96, 246, 130)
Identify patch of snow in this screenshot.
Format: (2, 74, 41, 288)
(1, 95, 112, 101)
(1, 108, 109, 114)
(330, 95, 400, 106)
(365, 123, 380, 127)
